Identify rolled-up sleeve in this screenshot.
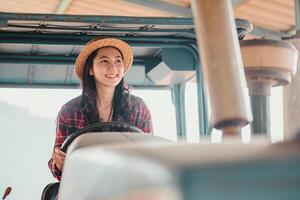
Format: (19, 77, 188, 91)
(134, 99, 153, 134)
(48, 106, 69, 180)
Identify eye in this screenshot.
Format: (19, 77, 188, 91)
(115, 58, 123, 64)
(100, 59, 108, 64)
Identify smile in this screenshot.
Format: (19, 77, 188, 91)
(105, 74, 119, 79)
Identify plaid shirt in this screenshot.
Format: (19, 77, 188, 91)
(48, 94, 153, 180)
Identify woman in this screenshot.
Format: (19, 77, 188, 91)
(48, 37, 153, 180)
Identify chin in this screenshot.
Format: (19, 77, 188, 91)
(104, 81, 121, 88)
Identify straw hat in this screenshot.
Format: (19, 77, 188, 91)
(75, 37, 133, 81)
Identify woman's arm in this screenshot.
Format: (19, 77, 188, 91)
(48, 106, 69, 180)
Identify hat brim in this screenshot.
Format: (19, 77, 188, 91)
(75, 38, 133, 81)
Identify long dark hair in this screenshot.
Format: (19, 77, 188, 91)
(81, 48, 131, 122)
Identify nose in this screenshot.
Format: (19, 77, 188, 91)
(107, 62, 117, 70)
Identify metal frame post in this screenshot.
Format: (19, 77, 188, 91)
(172, 83, 187, 141)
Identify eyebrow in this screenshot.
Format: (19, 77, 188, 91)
(98, 55, 122, 59)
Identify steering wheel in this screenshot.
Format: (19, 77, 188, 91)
(61, 121, 144, 152)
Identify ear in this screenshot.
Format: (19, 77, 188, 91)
(89, 67, 94, 76)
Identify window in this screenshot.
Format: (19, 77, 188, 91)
(132, 89, 177, 141)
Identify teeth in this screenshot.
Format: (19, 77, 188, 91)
(106, 74, 118, 78)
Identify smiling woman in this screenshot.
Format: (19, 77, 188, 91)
(48, 37, 153, 181)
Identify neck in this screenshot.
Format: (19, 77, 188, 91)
(95, 85, 115, 108)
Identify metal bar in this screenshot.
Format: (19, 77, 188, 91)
(0, 54, 144, 65)
(6, 24, 194, 33)
(195, 59, 209, 137)
(249, 95, 270, 135)
(125, 0, 192, 17)
(172, 83, 187, 141)
(0, 12, 193, 25)
(0, 12, 288, 39)
(251, 26, 292, 40)
(0, 39, 195, 48)
(54, 0, 72, 14)
(183, 43, 209, 139)
(0, 54, 75, 65)
(187, 44, 209, 138)
(2, 19, 251, 38)
(191, 0, 250, 136)
(0, 32, 196, 44)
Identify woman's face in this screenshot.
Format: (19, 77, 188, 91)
(89, 47, 125, 88)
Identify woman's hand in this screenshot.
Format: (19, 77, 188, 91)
(52, 147, 65, 171)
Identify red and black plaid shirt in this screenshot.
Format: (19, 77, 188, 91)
(48, 94, 153, 180)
